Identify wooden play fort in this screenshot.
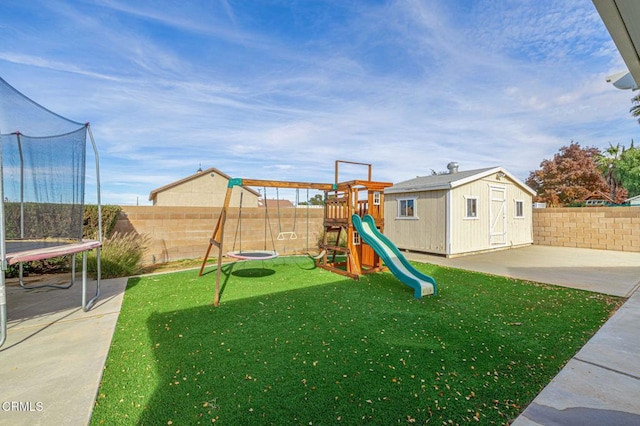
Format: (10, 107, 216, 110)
(199, 160, 436, 305)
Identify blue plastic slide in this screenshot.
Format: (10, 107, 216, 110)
(352, 214, 437, 298)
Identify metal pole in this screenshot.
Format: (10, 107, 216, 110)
(84, 124, 101, 311)
(0, 133, 7, 347)
(17, 133, 24, 284)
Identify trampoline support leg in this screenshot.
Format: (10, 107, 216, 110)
(18, 257, 74, 290)
(0, 281, 6, 348)
(83, 248, 100, 312)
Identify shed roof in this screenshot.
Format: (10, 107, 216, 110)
(148, 167, 260, 201)
(386, 166, 536, 195)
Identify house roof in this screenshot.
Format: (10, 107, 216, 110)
(259, 199, 295, 208)
(593, 0, 640, 88)
(386, 166, 536, 195)
(148, 167, 260, 201)
(625, 194, 640, 202)
(584, 190, 615, 202)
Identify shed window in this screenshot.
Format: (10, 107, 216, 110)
(514, 200, 524, 218)
(465, 197, 478, 219)
(397, 198, 416, 218)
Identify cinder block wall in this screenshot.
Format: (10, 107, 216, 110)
(117, 206, 640, 265)
(533, 207, 640, 252)
(115, 206, 325, 265)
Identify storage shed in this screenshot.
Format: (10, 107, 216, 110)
(384, 164, 535, 257)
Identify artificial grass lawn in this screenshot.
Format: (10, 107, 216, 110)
(91, 257, 622, 425)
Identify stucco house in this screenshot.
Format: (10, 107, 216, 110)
(149, 167, 260, 207)
(384, 164, 535, 257)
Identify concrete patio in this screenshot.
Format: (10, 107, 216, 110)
(0, 275, 127, 426)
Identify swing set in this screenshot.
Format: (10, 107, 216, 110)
(199, 160, 395, 306)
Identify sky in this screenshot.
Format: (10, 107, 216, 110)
(0, 0, 638, 205)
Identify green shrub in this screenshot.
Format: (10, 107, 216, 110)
(84, 204, 121, 239)
(4, 263, 34, 278)
(567, 201, 586, 207)
(85, 231, 150, 279)
(4, 202, 81, 239)
(8, 204, 124, 276)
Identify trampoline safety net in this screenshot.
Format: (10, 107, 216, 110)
(0, 77, 88, 240)
(0, 76, 102, 348)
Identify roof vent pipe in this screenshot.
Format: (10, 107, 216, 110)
(447, 162, 459, 174)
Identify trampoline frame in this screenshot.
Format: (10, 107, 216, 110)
(9, 239, 102, 293)
(10, 238, 101, 301)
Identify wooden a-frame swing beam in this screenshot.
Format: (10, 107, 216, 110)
(229, 177, 336, 191)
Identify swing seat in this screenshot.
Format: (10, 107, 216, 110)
(277, 231, 298, 240)
(227, 250, 279, 261)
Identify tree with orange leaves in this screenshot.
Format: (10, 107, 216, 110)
(526, 142, 612, 206)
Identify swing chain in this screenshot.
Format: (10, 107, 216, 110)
(231, 191, 244, 254)
(276, 187, 298, 241)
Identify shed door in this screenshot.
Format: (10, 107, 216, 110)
(489, 186, 506, 245)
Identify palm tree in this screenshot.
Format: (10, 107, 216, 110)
(596, 143, 624, 201)
(631, 94, 640, 124)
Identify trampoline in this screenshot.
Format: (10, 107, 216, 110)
(0, 77, 102, 348)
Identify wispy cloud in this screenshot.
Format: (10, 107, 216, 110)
(1, 0, 637, 204)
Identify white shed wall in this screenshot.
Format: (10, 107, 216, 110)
(449, 179, 493, 254)
(384, 189, 447, 254)
(449, 175, 532, 255)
